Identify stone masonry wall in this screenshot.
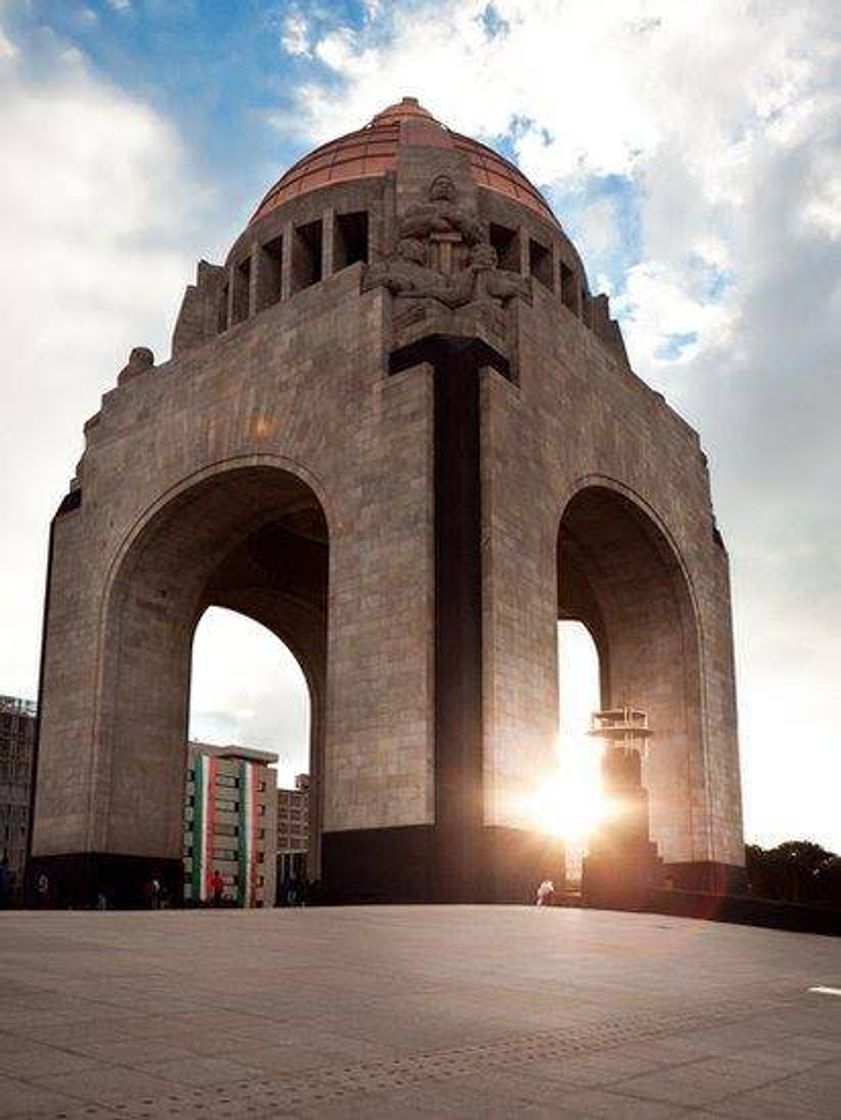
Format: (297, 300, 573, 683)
(33, 266, 435, 861)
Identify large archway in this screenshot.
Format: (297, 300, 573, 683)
(95, 463, 328, 903)
(557, 483, 704, 867)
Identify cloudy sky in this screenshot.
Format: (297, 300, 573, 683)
(0, 0, 838, 849)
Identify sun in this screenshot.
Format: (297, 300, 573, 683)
(530, 734, 609, 845)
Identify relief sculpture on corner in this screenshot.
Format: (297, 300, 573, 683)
(362, 174, 531, 314)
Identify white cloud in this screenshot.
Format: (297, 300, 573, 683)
(0, 26, 17, 60)
(190, 608, 310, 789)
(614, 259, 735, 367)
(0, 29, 202, 698)
(575, 197, 619, 258)
(281, 12, 311, 57)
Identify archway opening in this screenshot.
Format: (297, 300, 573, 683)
(186, 607, 311, 907)
(190, 607, 310, 787)
(100, 464, 328, 907)
(557, 620, 603, 881)
(557, 484, 702, 870)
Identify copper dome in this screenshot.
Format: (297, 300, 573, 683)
(250, 97, 558, 227)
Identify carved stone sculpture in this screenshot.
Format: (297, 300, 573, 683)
(363, 178, 530, 313)
(398, 174, 485, 249)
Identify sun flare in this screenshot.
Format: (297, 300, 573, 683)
(531, 735, 609, 845)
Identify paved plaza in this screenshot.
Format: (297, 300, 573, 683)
(0, 906, 839, 1118)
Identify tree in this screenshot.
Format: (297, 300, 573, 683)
(746, 841, 841, 905)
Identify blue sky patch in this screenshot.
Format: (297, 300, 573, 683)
(477, 3, 509, 40)
(655, 331, 698, 361)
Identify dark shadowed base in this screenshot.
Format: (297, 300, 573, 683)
(26, 853, 184, 910)
(663, 860, 748, 895)
(581, 845, 663, 911)
(582, 854, 747, 911)
(642, 889, 841, 937)
(321, 825, 566, 905)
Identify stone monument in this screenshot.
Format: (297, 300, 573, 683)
(29, 98, 745, 906)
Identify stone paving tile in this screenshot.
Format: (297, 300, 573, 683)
(732, 1043, 838, 1075)
(0, 1044, 100, 1081)
(526, 1085, 692, 1118)
(289, 1081, 565, 1119)
(485, 1048, 670, 1087)
(611, 1055, 790, 1107)
(614, 1034, 735, 1066)
(144, 1056, 260, 1087)
(9, 1021, 140, 1051)
(0, 1074, 71, 1119)
(29, 1065, 176, 1109)
(45, 1038, 198, 1069)
(238, 1037, 398, 1075)
(713, 1064, 841, 1119)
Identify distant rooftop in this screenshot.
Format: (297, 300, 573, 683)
(0, 695, 37, 717)
(188, 740, 279, 766)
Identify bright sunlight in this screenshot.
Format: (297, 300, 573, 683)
(540, 622, 610, 878)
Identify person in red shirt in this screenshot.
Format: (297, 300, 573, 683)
(210, 869, 224, 907)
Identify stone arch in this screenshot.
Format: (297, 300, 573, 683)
(556, 478, 704, 864)
(93, 461, 329, 892)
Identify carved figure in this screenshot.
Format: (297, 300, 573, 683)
(361, 238, 451, 302)
(362, 176, 530, 312)
(446, 243, 530, 307)
(398, 174, 485, 248)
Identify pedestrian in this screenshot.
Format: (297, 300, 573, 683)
(36, 872, 50, 909)
(0, 858, 9, 909)
(210, 868, 224, 907)
(149, 878, 161, 910)
(536, 879, 555, 906)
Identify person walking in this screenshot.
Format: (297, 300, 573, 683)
(536, 879, 556, 907)
(210, 869, 224, 907)
(36, 872, 50, 908)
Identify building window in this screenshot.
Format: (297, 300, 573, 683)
(232, 256, 251, 324)
(560, 262, 579, 315)
(529, 239, 553, 290)
(334, 211, 369, 270)
(489, 223, 520, 271)
(257, 234, 283, 310)
(291, 219, 323, 292)
(217, 283, 228, 333)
